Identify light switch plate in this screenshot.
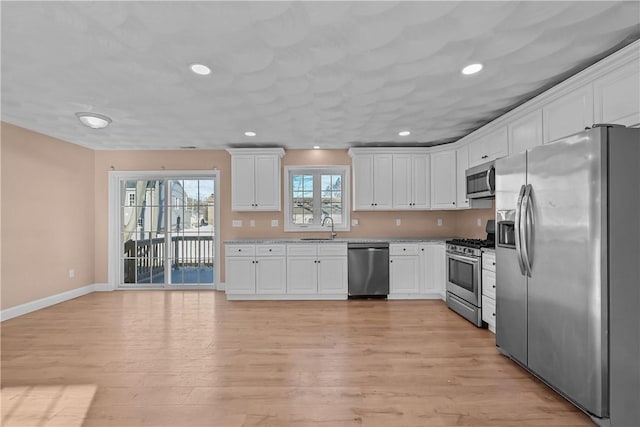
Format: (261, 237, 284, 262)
(437, 218, 443, 226)
(271, 219, 279, 227)
(477, 218, 482, 226)
(232, 220, 242, 227)
(250, 220, 256, 227)
(351, 219, 359, 226)
(396, 219, 401, 226)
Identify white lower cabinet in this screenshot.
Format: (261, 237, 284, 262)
(389, 242, 445, 299)
(420, 242, 446, 298)
(481, 249, 496, 333)
(286, 244, 347, 296)
(226, 244, 286, 295)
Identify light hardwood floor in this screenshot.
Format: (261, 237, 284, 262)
(1, 291, 593, 426)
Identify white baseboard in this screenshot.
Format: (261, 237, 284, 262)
(226, 293, 348, 301)
(216, 282, 225, 291)
(1, 283, 106, 322)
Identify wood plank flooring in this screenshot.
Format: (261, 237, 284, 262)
(1, 291, 593, 426)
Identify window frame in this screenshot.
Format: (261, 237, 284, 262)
(284, 165, 350, 232)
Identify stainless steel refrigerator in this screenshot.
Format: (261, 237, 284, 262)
(494, 125, 639, 426)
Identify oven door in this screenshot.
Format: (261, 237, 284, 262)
(446, 252, 480, 306)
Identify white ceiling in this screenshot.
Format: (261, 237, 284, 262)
(2, 1, 639, 151)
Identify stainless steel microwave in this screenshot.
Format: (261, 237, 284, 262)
(466, 161, 495, 199)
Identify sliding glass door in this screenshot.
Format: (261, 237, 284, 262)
(120, 175, 216, 287)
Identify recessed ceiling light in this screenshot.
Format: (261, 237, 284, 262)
(190, 63, 211, 75)
(398, 130, 411, 136)
(75, 112, 112, 129)
(313, 146, 320, 149)
(462, 63, 483, 75)
(244, 131, 256, 137)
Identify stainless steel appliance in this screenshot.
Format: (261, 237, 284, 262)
(446, 221, 495, 327)
(466, 160, 495, 199)
(347, 242, 389, 297)
(495, 125, 639, 426)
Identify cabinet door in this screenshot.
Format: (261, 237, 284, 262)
(231, 155, 256, 211)
(411, 154, 430, 209)
(317, 256, 348, 294)
(509, 110, 543, 155)
(468, 136, 486, 167)
(389, 256, 420, 293)
(430, 150, 457, 209)
(373, 154, 393, 210)
(254, 155, 280, 211)
(352, 155, 374, 210)
(455, 145, 470, 208)
(423, 244, 446, 296)
(543, 85, 594, 144)
(226, 257, 255, 294)
(485, 127, 509, 160)
(287, 257, 318, 294)
(392, 154, 412, 209)
(255, 257, 286, 294)
(594, 60, 640, 127)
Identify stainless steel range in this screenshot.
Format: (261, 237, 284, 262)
(446, 221, 495, 327)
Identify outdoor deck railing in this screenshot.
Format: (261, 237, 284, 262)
(123, 235, 214, 283)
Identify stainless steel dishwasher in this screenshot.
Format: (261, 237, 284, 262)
(347, 242, 389, 297)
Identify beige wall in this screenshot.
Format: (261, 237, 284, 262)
(1, 122, 95, 309)
(2, 121, 495, 309)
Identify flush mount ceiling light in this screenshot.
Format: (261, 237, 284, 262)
(75, 112, 112, 129)
(462, 63, 483, 75)
(313, 145, 320, 149)
(398, 130, 411, 136)
(244, 131, 256, 137)
(189, 63, 211, 75)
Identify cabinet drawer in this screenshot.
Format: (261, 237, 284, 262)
(482, 269, 496, 300)
(287, 244, 318, 256)
(226, 244, 255, 257)
(318, 243, 347, 256)
(482, 251, 496, 271)
(482, 295, 496, 327)
(256, 244, 286, 257)
(390, 244, 419, 256)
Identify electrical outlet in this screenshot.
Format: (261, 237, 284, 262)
(437, 218, 443, 226)
(68, 269, 75, 278)
(477, 218, 482, 226)
(250, 220, 256, 227)
(232, 220, 242, 227)
(396, 219, 401, 226)
(351, 219, 359, 226)
(271, 219, 279, 227)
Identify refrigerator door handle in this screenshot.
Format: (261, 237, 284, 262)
(514, 184, 527, 275)
(521, 184, 533, 277)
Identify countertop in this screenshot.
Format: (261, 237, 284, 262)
(225, 237, 450, 244)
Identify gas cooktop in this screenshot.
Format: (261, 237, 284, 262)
(446, 238, 495, 249)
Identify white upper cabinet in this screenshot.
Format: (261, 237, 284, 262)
(455, 145, 470, 208)
(351, 152, 393, 210)
(594, 60, 640, 127)
(430, 150, 457, 209)
(392, 154, 430, 209)
(468, 127, 508, 167)
(508, 110, 543, 155)
(228, 148, 284, 211)
(543, 85, 594, 144)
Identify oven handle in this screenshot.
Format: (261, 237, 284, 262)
(446, 252, 480, 265)
(514, 184, 527, 275)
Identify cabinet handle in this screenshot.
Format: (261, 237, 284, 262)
(452, 201, 456, 205)
(492, 262, 496, 265)
(403, 248, 406, 251)
(482, 155, 488, 159)
(269, 249, 272, 252)
(493, 285, 496, 288)
(492, 313, 496, 317)
(390, 260, 393, 263)
(421, 248, 424, 251)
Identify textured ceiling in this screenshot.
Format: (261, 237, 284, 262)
(2, 1, 639, 150)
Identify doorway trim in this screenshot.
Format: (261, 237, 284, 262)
(108, 170, 220, 290)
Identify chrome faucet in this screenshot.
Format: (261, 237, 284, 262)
(321, 216, 336, 240)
